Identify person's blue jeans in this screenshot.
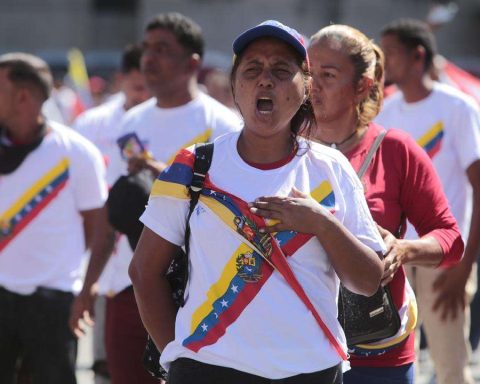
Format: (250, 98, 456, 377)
(343, 363, 414, 384)
(0, 286, 77, 384)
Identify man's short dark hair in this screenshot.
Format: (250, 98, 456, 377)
(0, 53, 53, 102)
(145, 12, 204, 58)
(381, 18, 437, 72)
(121, 44, 143, 73)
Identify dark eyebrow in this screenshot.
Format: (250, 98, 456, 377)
(319, 64, 340, 71)
(242, 58, 262, 66)
(272, 59, 294, 67)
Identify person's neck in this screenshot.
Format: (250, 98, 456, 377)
(4, 115, 45, 146)
(398, 74, 434, 103)
(237, 129, 295, 165)
(314, 114, 366, 154)
(154, 80, 199, 108)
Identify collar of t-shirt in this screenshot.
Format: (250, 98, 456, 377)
(243, 146, 298, 170)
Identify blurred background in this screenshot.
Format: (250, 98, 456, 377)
(1, 0, 478, 101)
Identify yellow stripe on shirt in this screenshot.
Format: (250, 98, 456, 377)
(190, 242, 254, 332)
(417, 122, 444, 148)
(0, 158, 69, 222)
(166, 128, 213, 165)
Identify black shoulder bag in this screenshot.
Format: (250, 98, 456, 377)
(143, 142, 214, 380)
(337, 130, 402, 346)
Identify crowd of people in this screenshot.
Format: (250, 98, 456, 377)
(0, 10, 479, 384)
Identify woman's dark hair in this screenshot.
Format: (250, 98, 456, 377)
(0, 52, 53, 102)
(230, 42, 315, 142)
(381, 18, 437, 73)
(310, 25, 385, 128)
(145, 12, 204, 59)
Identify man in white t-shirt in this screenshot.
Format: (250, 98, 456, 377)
(376, 19, 480, 384)
(72, 44, 151, 383)
(109, 13, 242, 179)
(73, 12, 241, 384)
(0, 54, 108, 383)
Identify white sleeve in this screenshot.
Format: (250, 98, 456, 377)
(72, 111, 96, 141)
(452, 101, 480, 171)
(69, 136, 108, 211)
(140, 196, 189, 246)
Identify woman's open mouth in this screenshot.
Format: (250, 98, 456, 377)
(256, 97, 274, 114)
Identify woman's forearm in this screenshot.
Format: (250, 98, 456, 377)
(314, 214, 383, 296)
(397, 236, 444, 267)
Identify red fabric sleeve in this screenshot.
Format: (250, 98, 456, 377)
(392, 130, 464, 268)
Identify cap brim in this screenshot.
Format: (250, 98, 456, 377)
(233, 25, 307, 60)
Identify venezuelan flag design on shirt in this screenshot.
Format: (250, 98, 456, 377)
(417, 121, 444, 159)
(0, 158, 69, 251)
(165, 128, 212, 166)
(150, 149, 336, 352)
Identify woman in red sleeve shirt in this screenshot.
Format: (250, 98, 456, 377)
(251, 25, 463, 384)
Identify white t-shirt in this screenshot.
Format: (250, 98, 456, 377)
(73, 95, 134, 295)
(109, 92, 243, 178)
(73, 94, 126, 186)
(0, 122, 108, 294)
(376, 82, 480, 238)
(141, 132, 385, 379)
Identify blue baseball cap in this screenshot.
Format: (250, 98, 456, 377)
(233, 20, 308, 61)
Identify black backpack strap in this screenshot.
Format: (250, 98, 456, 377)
(179, 142, 214, 306)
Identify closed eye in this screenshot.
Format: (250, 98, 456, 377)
(323, 72, 336, 79)
(273, 68, 293, 79)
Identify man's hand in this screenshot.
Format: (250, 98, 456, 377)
(432, 262, 471, 321)
(69, 284, 97, 338)
(127, 155, 167, 177)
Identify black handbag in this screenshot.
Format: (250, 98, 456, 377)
(338, 283, 400, 345)
(337, 130, 401, 346)
(142, 142, 214, 381)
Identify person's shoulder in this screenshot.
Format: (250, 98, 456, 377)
(381, 91, 403, 111)
(434, 82, 479, 111)
(117, 97, 157, 136)
(79, 102, 116, 120)
(304, 139, 352, 169)
(305, 140, 360, 189)
(211, 130, 238, 146)
(74, 102, 118, 128)
(382, 125, 413, 144)
(122, 97, 157, 122)
(49, 121, 102, 157)
(381, 126, 418, 157)
(199, 92, 242, 126)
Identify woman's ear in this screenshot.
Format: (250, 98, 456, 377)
(355, 77, 373, 102)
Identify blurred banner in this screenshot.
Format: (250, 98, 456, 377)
(441, 61, 480, 104)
